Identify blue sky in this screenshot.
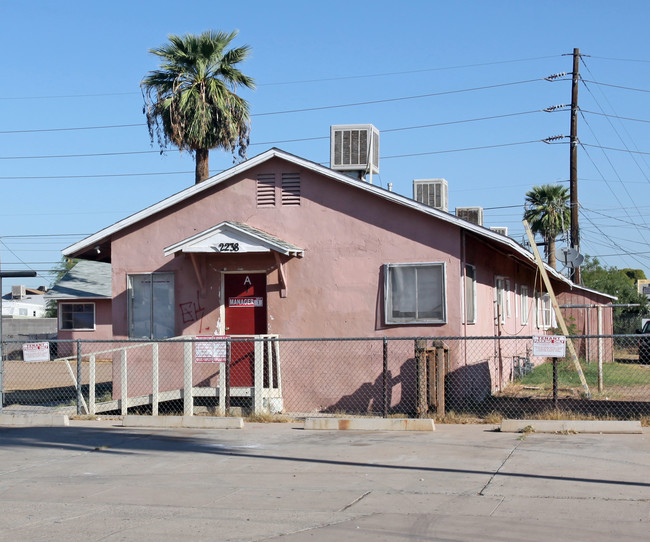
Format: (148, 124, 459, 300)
(3, 0, 650, 292)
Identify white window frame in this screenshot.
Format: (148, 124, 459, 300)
(505, 279, 512, 318)
(494, 277, 506, 324)
(384, 262, 447, 324)
(536, 292, 553, 330)
(59, 302, 96, 331)
(520, 285, 529, 325)
(464, 264, 477, 325)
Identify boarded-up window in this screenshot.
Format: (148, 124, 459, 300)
(281, 173, 300, 206)
(257, 173, 276, 207)
(128, 273, 175, 339)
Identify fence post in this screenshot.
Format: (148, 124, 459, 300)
(121, 349, 127, 416)
(0, 340, 4, 414)
(553, 357, 558, 410)
(183, 340, 193, 416)
(76, 339, 83, 416)
(152, 342, 159, 416)
(383, 338, 388, 418)
(597, 306, 604, 393)
(225, 338, 231, 416)
(89, 354, 96, 416)
(253, 338, 264, 414)
(415, 339, 427, 418)
(435, 342, 446, 417)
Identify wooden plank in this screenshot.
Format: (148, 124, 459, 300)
(523, 220, 590, 397)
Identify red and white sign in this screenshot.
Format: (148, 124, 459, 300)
(22, 342, 50, 362)
(532, 335, 566, 358)
(195, 335, 228, 363)
(228, 297, 263, 308)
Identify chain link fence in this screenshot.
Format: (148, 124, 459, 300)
(2, 335, 649, 421)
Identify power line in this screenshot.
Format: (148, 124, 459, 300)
(0, 55, 560, 100)
(582, 110, 650, 124)
(260, 55, 560, 86)
(1, 109, 540, 141)
(252, 79, 544, 117)
(589, 56, 650, 64)
(582, 79, 650, 93)
(0, 138, 544, 165)
(0, 123, 144, 134)
(382, 140, 539, 160)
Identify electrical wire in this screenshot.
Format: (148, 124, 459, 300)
(0, 55, 561, 100)
(251, 79, 545, 117)
(582, 79, 650, 93)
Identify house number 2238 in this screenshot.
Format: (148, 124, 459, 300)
(217, 243, 240, 252)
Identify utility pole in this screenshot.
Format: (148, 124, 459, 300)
(569, 47, 581, 284)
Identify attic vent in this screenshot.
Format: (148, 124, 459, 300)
(413, 179, 448, 212)
(456, 207, 484, 226)
(330, 124, 379, 179)
(281, 173, 300, 206)
(490, 226, 509, 236)
(257, 174, 276, 207)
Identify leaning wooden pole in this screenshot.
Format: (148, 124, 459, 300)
(523, 220, 590, 397)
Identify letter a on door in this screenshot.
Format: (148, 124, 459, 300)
(243, 276, 252, 287)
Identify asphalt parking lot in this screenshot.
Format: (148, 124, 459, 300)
(0, 421, 648, 541)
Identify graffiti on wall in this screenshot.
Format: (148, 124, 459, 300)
(179, 291, 206, 325)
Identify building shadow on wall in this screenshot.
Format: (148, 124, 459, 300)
(445, 360, 493, 411)
(322, 357, 430, 416)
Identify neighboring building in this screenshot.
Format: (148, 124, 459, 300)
(60, 143, 614, 411)
(45, 260, 112, 356)
(1, 286, 48, 318)
(637, 278, 650, 301)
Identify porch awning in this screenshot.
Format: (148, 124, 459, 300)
(163, 221, 304, 258)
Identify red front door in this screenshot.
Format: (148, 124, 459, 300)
(224, 273, 267, 387)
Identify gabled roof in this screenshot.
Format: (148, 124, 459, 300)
(63, 147, 596, 293)
(46, 260, 111, 300)
(164, 221, 304, 258)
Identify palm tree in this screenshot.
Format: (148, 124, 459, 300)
(141, 30, 255, 184)
(524, 184, 571, 269)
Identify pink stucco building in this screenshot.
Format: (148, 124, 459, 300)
(61, 147, 614, 413)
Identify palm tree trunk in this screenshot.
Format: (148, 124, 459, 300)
(548, 237, 557, 269)
(195, 148, 210, 184)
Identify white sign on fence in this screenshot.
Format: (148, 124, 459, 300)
(532, 335, 566, 358)
(195, 335, 228, 363)
(22, 342, 50, 362)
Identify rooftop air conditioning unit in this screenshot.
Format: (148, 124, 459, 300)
(456, 207, 484, 226)
(490, 226, 509, 236)
(11, 285, 26, 299)
(330, 124, 379, 181)
(413, 179, 448, 212)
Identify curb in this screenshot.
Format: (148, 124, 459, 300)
(0, 413, 70, 427)
(304, 417, 435, 431)
(500, 419, 643, 434)
(122, 415, 244, 429)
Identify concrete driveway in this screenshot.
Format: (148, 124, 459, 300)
(0, 421, 648, 541)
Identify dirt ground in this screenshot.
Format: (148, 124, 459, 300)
(2, 360, 113, 391)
